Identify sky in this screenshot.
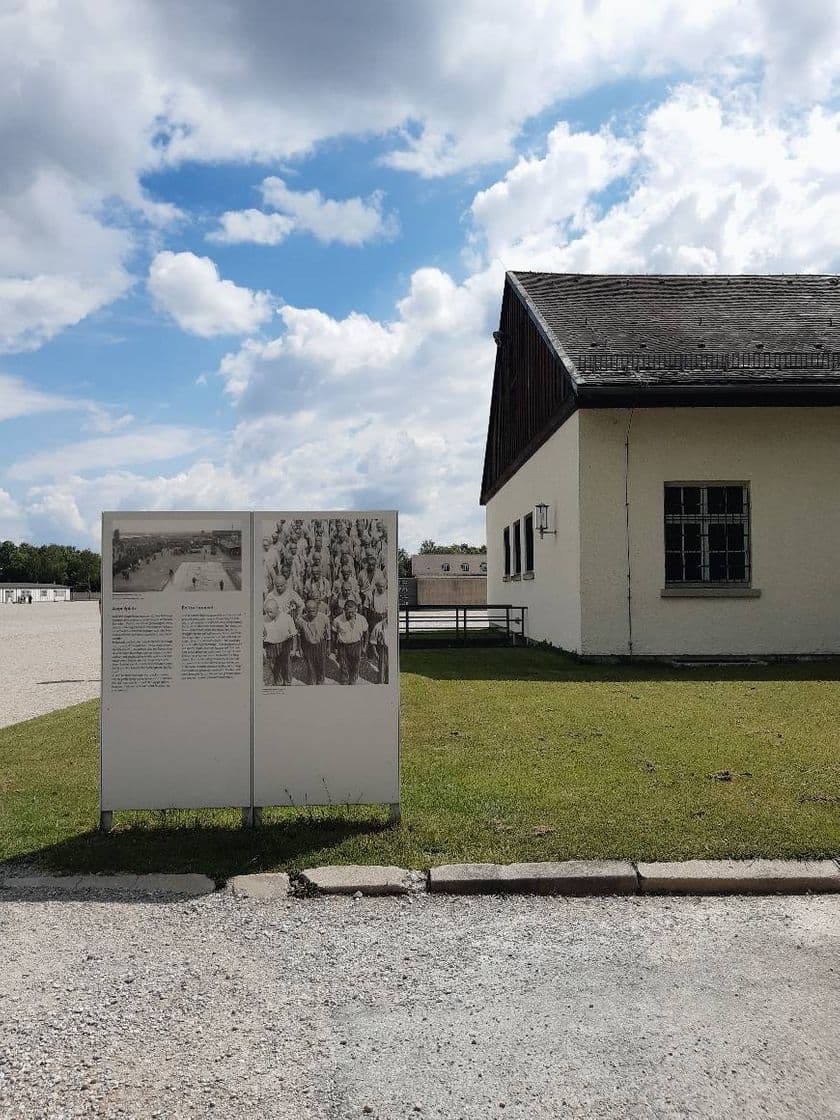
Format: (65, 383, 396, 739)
(2, 0, 840, 553)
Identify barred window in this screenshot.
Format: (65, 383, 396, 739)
(664, 484, 751, 585)
(503, 527, 511, 576)
(440, 562, 450, 572)
(513, 519, 522, 575)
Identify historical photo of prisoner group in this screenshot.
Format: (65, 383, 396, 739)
(112, 525, 243, 593)
(260, 516, 389, 687)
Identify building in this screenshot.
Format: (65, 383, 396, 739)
(0, 582, 72, 604)
(411, 553, 487, 577)
(481, 272, 840, 658)
(409, 553, 487, 606)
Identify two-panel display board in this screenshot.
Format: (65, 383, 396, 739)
(101, 511, 399, 813)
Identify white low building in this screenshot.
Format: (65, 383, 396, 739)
(481, 272, 840, 658)
(411, 553, 487, 577)
(0, 582, 72, 604)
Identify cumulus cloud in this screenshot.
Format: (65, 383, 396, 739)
(0, 271, 131, 353)
(210, 179, 398, 247)
(147, 251, 275, 337)
(469, 122, 635, 261)
(468, 87, 840, 276)
(9, 4, 840, 547)
(3, 1, 840, 350)
(207, 209, 296, 247)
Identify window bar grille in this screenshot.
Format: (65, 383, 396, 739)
(664, 484, 751, 585)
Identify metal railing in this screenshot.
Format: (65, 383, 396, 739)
(575, 350, 840, 374)
(399, 604, 527, 647)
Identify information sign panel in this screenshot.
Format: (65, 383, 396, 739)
(101, 511, 251, 811)
(252, 511, 399, 807)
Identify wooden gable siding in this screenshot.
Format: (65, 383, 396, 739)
(480, 278, 577, 505)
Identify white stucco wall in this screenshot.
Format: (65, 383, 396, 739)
(579, 407, 840, 656)
(485, 412, 582, 650)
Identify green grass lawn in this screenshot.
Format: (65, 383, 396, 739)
(2, 647, 839, 878)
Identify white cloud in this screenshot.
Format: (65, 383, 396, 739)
(0, 373, 86, 422)
(207, 209, 296, 247)
(0, 487, 30, 542)
(17, 262, 500, 550)
(8, 4, 840, 547)
(2, 1, 840, 349)
(210, 180, 398, 247)
(7, 425, 212, 481)
(22, 461, 251, 546)
(468, 87, 840, 276)
(83, 408, 136, 434)
(469, 122, 635, 261)
(147, 251, 275, 337)
(0, 372, 134, 437)
(0, 270, 131, 353)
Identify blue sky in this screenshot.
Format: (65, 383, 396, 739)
(2, 1, 840, 550)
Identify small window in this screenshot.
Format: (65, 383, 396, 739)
(524, 513, 534, 573)
(664, 483, 751, 585)
(460, 562, 470, 572)
(503, 527, 510, 576)
(479, 561, 487, 573)
(513, 520, 522, 575)
(440, 563, 450, 573)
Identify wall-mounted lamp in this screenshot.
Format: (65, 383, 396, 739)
(535, 502, 555, 539)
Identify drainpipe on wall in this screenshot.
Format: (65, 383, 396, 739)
(624, 408, 634, 657)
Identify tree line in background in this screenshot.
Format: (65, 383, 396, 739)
(0, 537, 483, 586)
(0, 541, 101, 591)
(398, 540, 486, 578)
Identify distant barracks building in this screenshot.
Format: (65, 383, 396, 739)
(481, 273, 840, 658)
(408, 553, 487, 606)
(410, 553, 487, 577)
(0, 582, 71, 604)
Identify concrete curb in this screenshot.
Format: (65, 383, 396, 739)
(636, 859, 840, 894)
(299, 865, 415, 896)
(228, 872, 291, 900)
(429, 860, 638, 895)
(3, 860, 839, 901)
(0, 874, 216, 897)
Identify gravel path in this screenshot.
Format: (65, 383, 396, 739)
(0, 603, 100, 728)
(1, 888, 838, 1119)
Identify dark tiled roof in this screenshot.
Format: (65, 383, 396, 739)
(510, 272, 840, 387)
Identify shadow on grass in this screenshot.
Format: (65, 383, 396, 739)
(401, 647, 840, 684)
(2, 812, 393, 884)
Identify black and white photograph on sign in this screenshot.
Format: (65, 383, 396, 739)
(260, 516, 389, 687)
(112, 526, 242, 592)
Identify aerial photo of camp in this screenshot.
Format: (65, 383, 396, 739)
(111, 527, 242, 593)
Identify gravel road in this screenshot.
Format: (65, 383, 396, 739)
(1, 887, 838, 1119)
(0, 603, 100, 728)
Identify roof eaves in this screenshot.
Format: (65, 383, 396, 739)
(575, 379, 840, 407)
(506, 271, 581, 386)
